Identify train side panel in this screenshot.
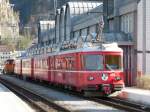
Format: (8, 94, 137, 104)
(65, 53, 80, 88)
(54, 55, 65, 84)
(14, 59, 22, 76)
(53, 53, 80, 87)
(22, 58, 32, 78)
(34, 56, 49, 81)
(49, 56, 55, 83)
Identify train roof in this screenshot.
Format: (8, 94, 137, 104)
(57, 42, 123, 55)
(37, 42, 123, 57)
(19, 42, 123, 59)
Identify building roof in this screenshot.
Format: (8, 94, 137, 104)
(72, 4, 103, 30)
(66, 1, 102, 16)
(72, 3, 103, 23)
(39, 20, 55, 28)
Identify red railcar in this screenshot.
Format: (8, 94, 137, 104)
(3, 59, 15, 74)
(17, 43, 124, 96)
(48, 45, 124, 95)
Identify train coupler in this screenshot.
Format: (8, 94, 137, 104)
(102, 84, 112, 95)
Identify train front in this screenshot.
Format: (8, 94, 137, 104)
(80, 43, 124, 96)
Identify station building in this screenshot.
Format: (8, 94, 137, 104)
(103, 0, 150, 85)
(36, 0, 150, 86)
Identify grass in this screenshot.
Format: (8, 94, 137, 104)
(136, 75, 150, 90)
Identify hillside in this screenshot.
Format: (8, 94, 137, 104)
(10, 0, 99, 25)
(10, 0, 69, 25)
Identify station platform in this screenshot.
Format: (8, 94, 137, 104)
(117, 87, 150, 106)
(0, 83, 35, 112)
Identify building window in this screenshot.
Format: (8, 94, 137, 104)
(109, 19, 114, 32)
(121, 13, 134, 34)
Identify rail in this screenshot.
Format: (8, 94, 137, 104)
(90, 97, 150, 112)
(1, 75, 150, 112)
(0, 77, 70, 112)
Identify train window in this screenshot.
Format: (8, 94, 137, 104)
(5, 60, 14, 64)
(37, 60, 40, 68)
(10, 60, 14, 64)
(60, 58, 66, 70)
(50, 58, 54, 68)
(83, 55, 104, 71)
(42, 59, 48, 69)
(55, 58, 61, 69)
(65, 56, 76, 70)
(40, 60, 42, 68)
(105, 55, 122, 70)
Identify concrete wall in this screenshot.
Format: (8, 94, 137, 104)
(104, 0, 140, 85)
(111, 0, 150, 76)
(145, 0, 150, 74)
(137, 0, 150, 74)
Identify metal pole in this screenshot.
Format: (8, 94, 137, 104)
(54, 0, 57, 15)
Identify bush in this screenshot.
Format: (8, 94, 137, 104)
(136, 75, 150, 90)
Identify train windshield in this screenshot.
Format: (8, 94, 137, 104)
(105, 55, 122, 70)
(5, 59, 14, 64)
(84, 55, 104, 71)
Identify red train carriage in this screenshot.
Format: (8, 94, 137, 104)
(18, 43, 124, 96)
(3, 59, 15, 74)
(50, 43, 124, 95)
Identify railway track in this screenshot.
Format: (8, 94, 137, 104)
(90, 97, 150, 112)
(26, 79, 150, 112)
(41, 83, 150, 112)
(58, 88, 150, 112)
(40, 81, 150, 112)
(1, 75, 150, 112)
(0, 77, 70, 112)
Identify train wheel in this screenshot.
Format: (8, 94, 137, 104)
(83, 91, 92, 97)
(83, 91, 104, 97)
(23, 76, 26, 81)
(19, 75, 23, 80)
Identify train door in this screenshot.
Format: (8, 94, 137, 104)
(47, 57, 51, 82)
(31, 58, 34, 78)
(20, 59, 22, 76)
(50, 56, 55, 83)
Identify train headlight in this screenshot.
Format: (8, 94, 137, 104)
(101, 73, 108, 81)
(88, 76, 94, 81)
(115, 76, 121, 81)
